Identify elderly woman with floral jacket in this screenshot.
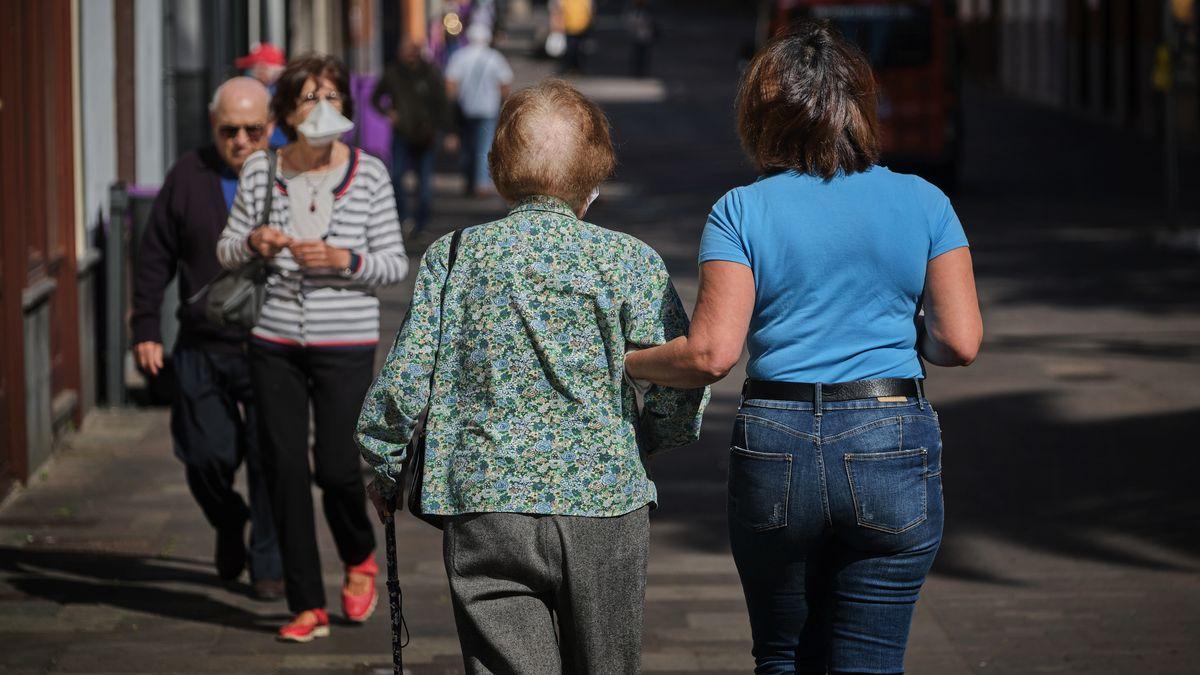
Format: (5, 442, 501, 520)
(357, 79, 708, 674)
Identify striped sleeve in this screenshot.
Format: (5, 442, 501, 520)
(352, 158, 409, 285)
(217, 151, 269, 270)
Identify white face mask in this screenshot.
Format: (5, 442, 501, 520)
(585, 187, 600, 211)
(296, 99, 355, 146)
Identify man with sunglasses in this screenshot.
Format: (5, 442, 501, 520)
(132, 76, 284, 601)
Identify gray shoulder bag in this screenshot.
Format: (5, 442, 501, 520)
(188, 150, 276, 329)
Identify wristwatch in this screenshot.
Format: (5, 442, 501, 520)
(341, 251, 360, 278)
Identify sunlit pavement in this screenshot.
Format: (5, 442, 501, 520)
(3, 2, 1200, 673)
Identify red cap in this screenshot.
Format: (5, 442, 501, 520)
(235, 43, 286, 69)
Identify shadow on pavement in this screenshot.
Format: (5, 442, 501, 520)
(935, 391, 1200, 580)
(971, 231, 1200, 316)
(645, 389, 1200, 586)
(0, 547, 282, 634)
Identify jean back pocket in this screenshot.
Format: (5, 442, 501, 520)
(728, 446, 792, 532)
(843, 448, 928, 534)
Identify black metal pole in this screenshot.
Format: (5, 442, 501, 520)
(105, 183, 128, 407)
(385, 513, 404, 675)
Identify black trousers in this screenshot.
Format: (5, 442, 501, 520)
(171, 346, 281, 582)
(249, 342, 377, 613)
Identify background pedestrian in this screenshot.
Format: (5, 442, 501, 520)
(558, 0, 593, 73)
(132, 76, 285, 602)
(236, 43, 289, 147)
(217, 54, 409, 643)
(625, 0, 659, 78)
(445, 23, 513, 197)
(371, 40, 456, 239)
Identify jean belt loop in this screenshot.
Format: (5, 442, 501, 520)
(740, 379, 748, 409)
(915, 378, 926, 410)
(813, 382, 823, 417)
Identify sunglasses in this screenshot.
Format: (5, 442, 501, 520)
(217, 123, 267, 141)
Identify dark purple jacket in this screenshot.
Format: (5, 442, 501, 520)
(132, 145, 246, 353)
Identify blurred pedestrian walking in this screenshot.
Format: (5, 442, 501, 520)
(626, 22, 983, 675)
(217, 54, 409, 643)
(558, 0, 593, 73)
(132, 76, 285, 602)
(446, 23, 513, 196)
(371, 41, 455, 238)
(357, 79, 709, 674)
(236, 43, 289, 147)
(237, 43, 287, 89)
(624, 0, 658, 78)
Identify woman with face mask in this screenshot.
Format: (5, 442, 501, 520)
(217, 54, 409, 642)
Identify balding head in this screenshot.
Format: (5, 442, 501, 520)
(209, 76, 271, 116)
(488, 79, 615, 215)
(209, 76, 274, 171)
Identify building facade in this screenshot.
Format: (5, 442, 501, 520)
(961, 0, 1199, 141)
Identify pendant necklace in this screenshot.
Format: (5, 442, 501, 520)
(291, 150, 324, 214)
(302, 173, 321, 213)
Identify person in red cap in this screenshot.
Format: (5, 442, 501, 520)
(237, 43, 287, 89)
(237, 43, 289, 147)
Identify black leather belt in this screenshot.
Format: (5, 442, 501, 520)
(742, 378, 922, 403)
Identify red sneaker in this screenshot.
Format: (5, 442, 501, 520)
(342, 554, 379, 623)
(276, 608, 330, 643)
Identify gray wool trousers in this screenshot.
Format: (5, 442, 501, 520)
(442, 505, 650, 675)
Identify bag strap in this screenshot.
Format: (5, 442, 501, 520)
(185, 150, 277, 306)
(420, 228, 460, 408)
(429, 229, 464, 378)
(257, 149, 278, 229)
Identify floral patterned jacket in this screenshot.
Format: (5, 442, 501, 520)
(356, 196, 709, 517)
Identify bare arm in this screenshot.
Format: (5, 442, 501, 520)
(625, 261, 755, 388)
(919, 247, 982, 366)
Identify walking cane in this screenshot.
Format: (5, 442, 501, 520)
(385, 511, 406, 675)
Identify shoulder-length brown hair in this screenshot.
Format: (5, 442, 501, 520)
(488, 79, 615, 212)
(737, 21, 880, 179)
(270, 53, 354, 142)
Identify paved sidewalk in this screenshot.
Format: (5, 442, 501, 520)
(3, 2, 1200, 673)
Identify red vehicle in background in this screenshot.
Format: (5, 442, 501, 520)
(757, 0, 961, 189)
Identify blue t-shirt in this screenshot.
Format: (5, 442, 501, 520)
(699, 166, 968, 383)
(219, 169, 239, 212)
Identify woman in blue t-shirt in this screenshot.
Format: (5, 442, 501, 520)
(626, 22, 982, 674)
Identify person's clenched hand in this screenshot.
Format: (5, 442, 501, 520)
(289, 240, 351, 270)
(367, 480, 397, 523)
(249, 227, 292, 259)
(134, 341, 164, 376)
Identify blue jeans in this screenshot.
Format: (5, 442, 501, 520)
(391, 135, 436, 232)
(461, 116, 497, 192)
(727, 392, 944, 674)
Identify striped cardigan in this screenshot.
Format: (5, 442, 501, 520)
(217, 148, 408, 348)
